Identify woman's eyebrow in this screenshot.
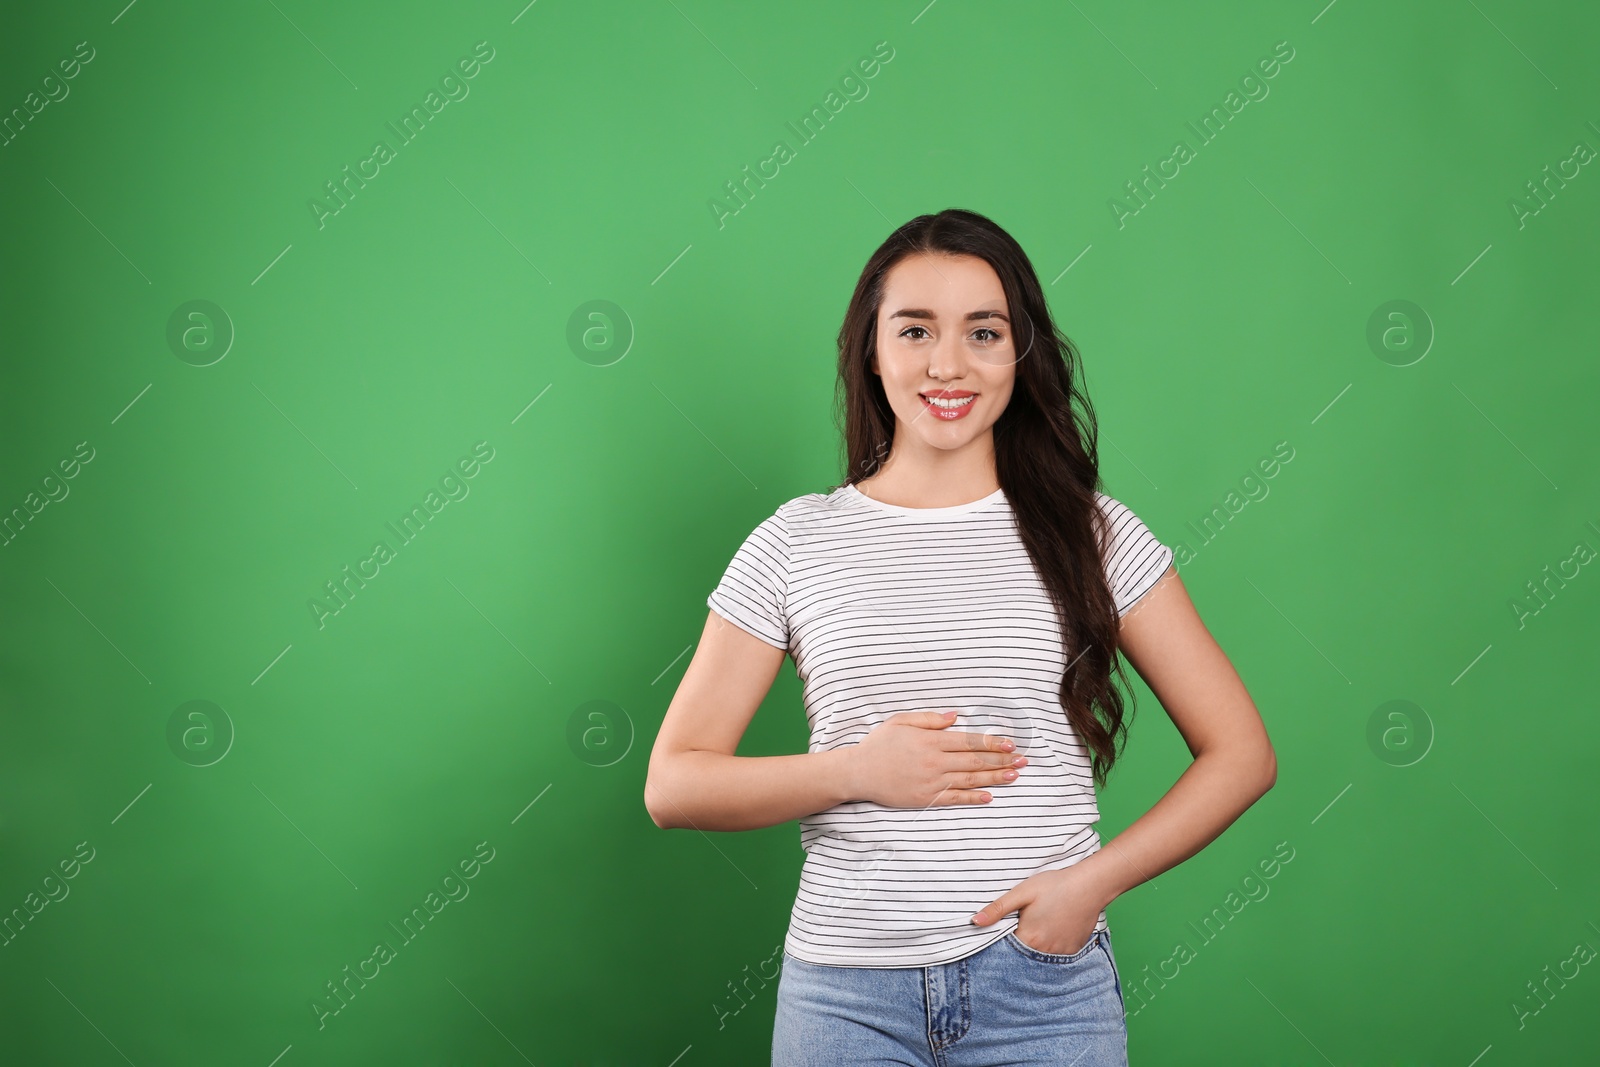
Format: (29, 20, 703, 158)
(888, 308, 1010, 322)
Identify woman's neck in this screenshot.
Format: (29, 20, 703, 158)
(854, 462, 999, 509)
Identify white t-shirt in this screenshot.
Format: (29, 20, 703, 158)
(706, 481, 1174, 968)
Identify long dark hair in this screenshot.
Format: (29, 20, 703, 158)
(833, 207, 1137, 789)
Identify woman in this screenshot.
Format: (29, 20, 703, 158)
(645, 208, 1275, 1065)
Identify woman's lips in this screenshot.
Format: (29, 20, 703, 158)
(920, 393, 976, 421)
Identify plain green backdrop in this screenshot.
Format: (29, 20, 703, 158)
(2, 0, 1596, 1064)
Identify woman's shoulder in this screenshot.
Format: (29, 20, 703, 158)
(761, 488, 849, 544)
(1090, 489, 1169, 558)
(774, 484, 856, 519)
(729, 485, 855, 543)
(1092, 489, 1148, 524)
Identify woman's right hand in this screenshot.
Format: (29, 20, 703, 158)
(845, 710, 1027, 808)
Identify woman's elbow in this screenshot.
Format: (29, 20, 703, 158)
(644, 791, 669, 830)
(644, 764, 677, 830)
(1256, 744, 1277, 795)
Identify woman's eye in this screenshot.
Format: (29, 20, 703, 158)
(899, 324, 1004, 342)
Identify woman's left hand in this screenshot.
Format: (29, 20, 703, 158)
(969, 865, 1104, 955)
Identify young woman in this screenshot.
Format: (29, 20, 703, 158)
(645, 208, 1275, 1066)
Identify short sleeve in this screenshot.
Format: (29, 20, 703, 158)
(706, 508, 790, 650)
(1097, 494, 1174, 619)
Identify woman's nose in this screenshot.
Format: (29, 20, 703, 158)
(927, 335, 968, 380)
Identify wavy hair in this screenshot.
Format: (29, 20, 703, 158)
(832, 207, 1139, 789)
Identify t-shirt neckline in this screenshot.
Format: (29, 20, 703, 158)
(840, 482, 1008, 518)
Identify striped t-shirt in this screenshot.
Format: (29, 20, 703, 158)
(706, 481, 1174, 968)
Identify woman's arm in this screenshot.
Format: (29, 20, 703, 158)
(645, 609, 858, 832)
(1073, 565, 1278, 909)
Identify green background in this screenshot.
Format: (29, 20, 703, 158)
(2, 0, 1596, 1063)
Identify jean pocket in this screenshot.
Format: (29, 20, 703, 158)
(1006, 926, 1100, 964)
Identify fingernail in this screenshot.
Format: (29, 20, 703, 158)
(943, 709, 957, 719)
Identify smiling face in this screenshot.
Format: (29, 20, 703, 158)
(870, 252, 1017, 465)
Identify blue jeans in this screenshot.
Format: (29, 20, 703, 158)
(772, 927, 1128, 1066)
